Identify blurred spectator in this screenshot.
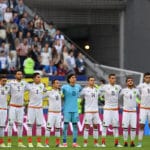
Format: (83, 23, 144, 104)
(0, 22, 6, 44)
(47, 22, 56, 38)
(40, 43, 52, 68)
(0, 49, 7, 73)
(16, 38, 29, 70)
(19, 17, 27, 35)
(14, 0, 25, 18)
(76, 52, 85, 75)
(26, 31, 32, 46)
(4, 7, 13, 23)
(0, 41, 9, 55)
(54, 39, 63, 54)
(62, 45, 69, 65)
(51, 46, 60, 65)
(16, 30, 23, 43)
(57, 61, 67, 76)
(66, 49, 76, 74)
(23, 52, 35, 77)
(0, 0, 7, 22)
(70, 43, 79, 58)
(41, 29, 52, 47)
(31, 36, 41, 50)
(7, 51, 16, 73)
(7, 0, 17, 10)
(13, 12, 19, 25)
(54, 29, 64, 43)
(42, 60, 57, 76)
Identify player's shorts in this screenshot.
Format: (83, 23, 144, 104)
(103, 109, 119, 127)
(122, 110, 137, 128)
(139, 107, 150, 124)
(63, 112, 79, 123)
(8, 106, 24, 124)
(0, 108, 7, 127)
(47, 112, 61, 128)
(27, 107, 44, 125)
(84, 112, 100, 125)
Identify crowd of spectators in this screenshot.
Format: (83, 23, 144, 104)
(0, 0, 86, 76)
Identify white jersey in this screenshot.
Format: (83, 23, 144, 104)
(8, 80, 28, 105)
(80, 86, 100, 112)
(28, 83, 45, 107)
(137, 83, 150, 107)
(120, 87, 140, 111)
(0, 84, 10, 108)
(100, 84, 122, 108)
(44, 89, 62, 111)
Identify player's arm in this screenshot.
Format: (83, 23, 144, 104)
(118, 89, 124, 108)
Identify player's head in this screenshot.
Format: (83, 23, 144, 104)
(144, 72, 150, 83)
(51, 79, 60, 89)
(0, 74, 7, 86)
(88, 76, 95, 87)
(67, 73, 76, 85)
(15, 70, 23, 81)
(33, 72, 41, 84)
(108, 73, 116, 85)
(126, 76, 134, 88)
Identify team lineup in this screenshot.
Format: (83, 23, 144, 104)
(0, 71, 150, 148)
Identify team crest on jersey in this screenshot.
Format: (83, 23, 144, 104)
(21, 82, 24, 86)
(115, 87, 118, 91)
(5, 86, 8, 90)
(133, 91, 136, 95)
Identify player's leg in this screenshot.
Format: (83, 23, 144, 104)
(83, 113, 91, 147)
(62, 112, 71, 147)
(93, 113, 101, 147)
(36, 108, 44, 147)
(72, 112, 80, 147)
(7, 106, 15, 147)
(137, 108, 147, 147)
(122, 111, 129, 147)
(45, 113, 54, 147)
(0, 110, 7, 147)
(27, 108, 35, 147)
(16, 107, 26, 147)
(55, 114, 62, 147)
(112, 110, 122, 147)
(101, 109, 110, 147)
(130, 112, 137, 147)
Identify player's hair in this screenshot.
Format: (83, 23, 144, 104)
(88, 76, 95, 81)
(32, 72, 40, 78)
(108, 73, 116, 78)
(51, 79, 58, 85)
(126, 76, 133, 82)
(15, 69, 23, 75)
(144, 72, 150, 77)
(0, 74, 6, 80)
(100, 79, 106, 84)
(67, 73, 76, 83)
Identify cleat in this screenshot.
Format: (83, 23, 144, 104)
(61, 143, 68, 147)
(136, 143, 142, 148)
(56, 144, 64, 147)
(28, 143, 34, 147)
(0, 143, 7, 147)
(37, 143, 45, 147)
(101, 144, 106, 147)
(18, 143, 26, 147)
(124, 143, 128, 147)
(130, 143, 135, 147)
(45, 144, 49, 147)
(7, 143, 12, 147)
(94, 143, 101, 147)
(72, 143, 81, 147)
(115, 143, 123, 147)
(83, 143, 87, 147)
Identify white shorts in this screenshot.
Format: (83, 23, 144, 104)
(47, 112, 61, 128)
(8, 106, 24, 124)
(122, 111, 137, 128)
(27, 108, 44, 125)
(84, 112, 100, 125)
(103, 109, 119, 127)
(0, 109, 7, 127)
(139, 108, 150, 124)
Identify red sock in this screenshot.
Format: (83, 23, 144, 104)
(84, 139, 88, 144)
(8, 138, 12, 143)
(130, 141, 134, 144)
(18, 138, 22, 143)
(94, 139, 98, 144)
(56, 138, 60, 145)
(0, 138, 3, 144)
(45, 138, 49, 145)
(37, 137, 41, 143)
(115, 139, 118, 145)
(124, 141, 128, 144)
(28, 137, 32, 143)
(102, 138, 105, 144)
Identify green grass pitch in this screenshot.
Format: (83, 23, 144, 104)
(1, 136, 150, 150)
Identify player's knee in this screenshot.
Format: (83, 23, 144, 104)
(46, 127, 51, 131)
(84, 124, 90, 129)
(8, 122, 13, 127)
(36, 124, 41, 127)
(93, 124, 98, 129)
(17, 122, 23, 126)
(139, 124, 145, 130)
(55, 128, 60, 132)
(28, 124, 33, 128)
